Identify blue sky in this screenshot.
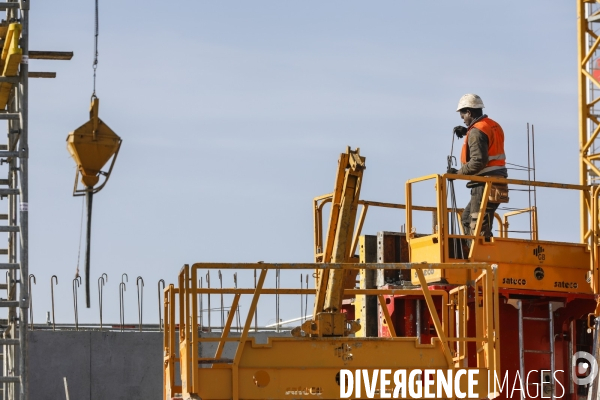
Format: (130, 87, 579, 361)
(26, 1, 579, 326)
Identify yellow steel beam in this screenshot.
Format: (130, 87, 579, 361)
(415, 269, 454, 367)
(469, 182, 492, 259)
(214, 294, 241, 359)
(377, 295, 397, 337)
(313, 151, 349, 315)
(191, 262, 490, 270)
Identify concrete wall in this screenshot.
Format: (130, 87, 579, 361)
(28, 330, 291, 399)
(28, 331, 163, 400)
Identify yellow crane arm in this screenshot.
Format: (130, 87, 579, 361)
(306, 147, 365, 336)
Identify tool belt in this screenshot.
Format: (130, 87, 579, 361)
(488, 183, 509, 203)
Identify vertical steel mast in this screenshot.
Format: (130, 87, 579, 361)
(578, 1, 600, 243)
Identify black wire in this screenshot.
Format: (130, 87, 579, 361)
(447, 134, 465, 259)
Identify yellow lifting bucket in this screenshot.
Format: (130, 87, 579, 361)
(66, 97, 121, 194)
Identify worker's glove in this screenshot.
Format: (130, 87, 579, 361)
(453, 126, 467, 139)
(446, 167, 458, 180)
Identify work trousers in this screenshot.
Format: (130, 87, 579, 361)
(461, 185, 500, 237)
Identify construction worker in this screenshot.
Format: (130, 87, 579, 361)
(447, 94, 508, 238)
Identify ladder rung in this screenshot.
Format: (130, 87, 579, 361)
(524, 349, 551, 354)
(0, 339, 18, 345)
(0, 285, 7, 290)
(0, 264, 19, 270)
(0, 227, 18, 233)
(0, 250, 8, 255)
(0, 146, 7, 151)
(0, 376, 19, 383)
(0, 189, 18, 196)
(522, 317, 549, 321)
(0, 114, 19, 121)
(0, 301, 18, 307)
(0, 151, 18, 158)
(0, 214, 8, 220)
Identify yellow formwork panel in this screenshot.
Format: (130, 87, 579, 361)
(408, 234, 441, 264)
(0, 23, 21, 110)
(2, 23, 21, 76)
(0, 82, 12, 110)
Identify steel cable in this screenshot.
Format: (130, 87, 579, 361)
(92, 0, 99, 98)
(447, 134, 465, 259)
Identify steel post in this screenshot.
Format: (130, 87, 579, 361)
(518, 300, 524, 400)
(549, 303, 555, 400)
(17, 4, 29, 399)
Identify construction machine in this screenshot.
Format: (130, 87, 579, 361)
(163, 1, 600, 399)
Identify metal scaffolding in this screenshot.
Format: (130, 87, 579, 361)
(0, 2, 29, 400)
(0, 2, 70, 399)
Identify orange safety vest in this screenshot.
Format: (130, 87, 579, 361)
(460, 117, 506, 175)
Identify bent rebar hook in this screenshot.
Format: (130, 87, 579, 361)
(50, 275, 58, 331)
(158, 279, 165, 332)
(136, 276, 144, 332)
(73, 277, 81, 331)
(218, 270, 224, 328)
(98, 274, 107, 330)
(119, 282, 126, 332)
(28, 274, 36, 330)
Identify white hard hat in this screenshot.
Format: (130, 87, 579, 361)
(456, 94, 485, 111)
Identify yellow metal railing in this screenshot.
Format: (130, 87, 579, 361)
(164, 262, 500, 400)
(405, 174, 588, 261)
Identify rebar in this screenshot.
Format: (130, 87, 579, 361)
(527, 123, 532, 239)
(98, 274, 106, 330)
(300, 274, 303, 324)
(304, 274, 308, 321)
(254, 269, 258, 332)
(206, 271, 211, 332)
(72, 277, 81, 331)
(218, 270, 224, 328)
(158, 279, 165, 332)
(28, 274, 35, 330)
(532, 124, 538, 239)
(234, 273, 241, 331)
(119, 282, 126, 332)
(136, 276, 144, 332)
(276, 269, 280, 332)
(199, 278, 203, 330)
(50, 275, 58, 331)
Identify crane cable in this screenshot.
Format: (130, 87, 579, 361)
(447, 134, 465, 259)
(92, 0, 99, 100)
(75, 0, 100, 280)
